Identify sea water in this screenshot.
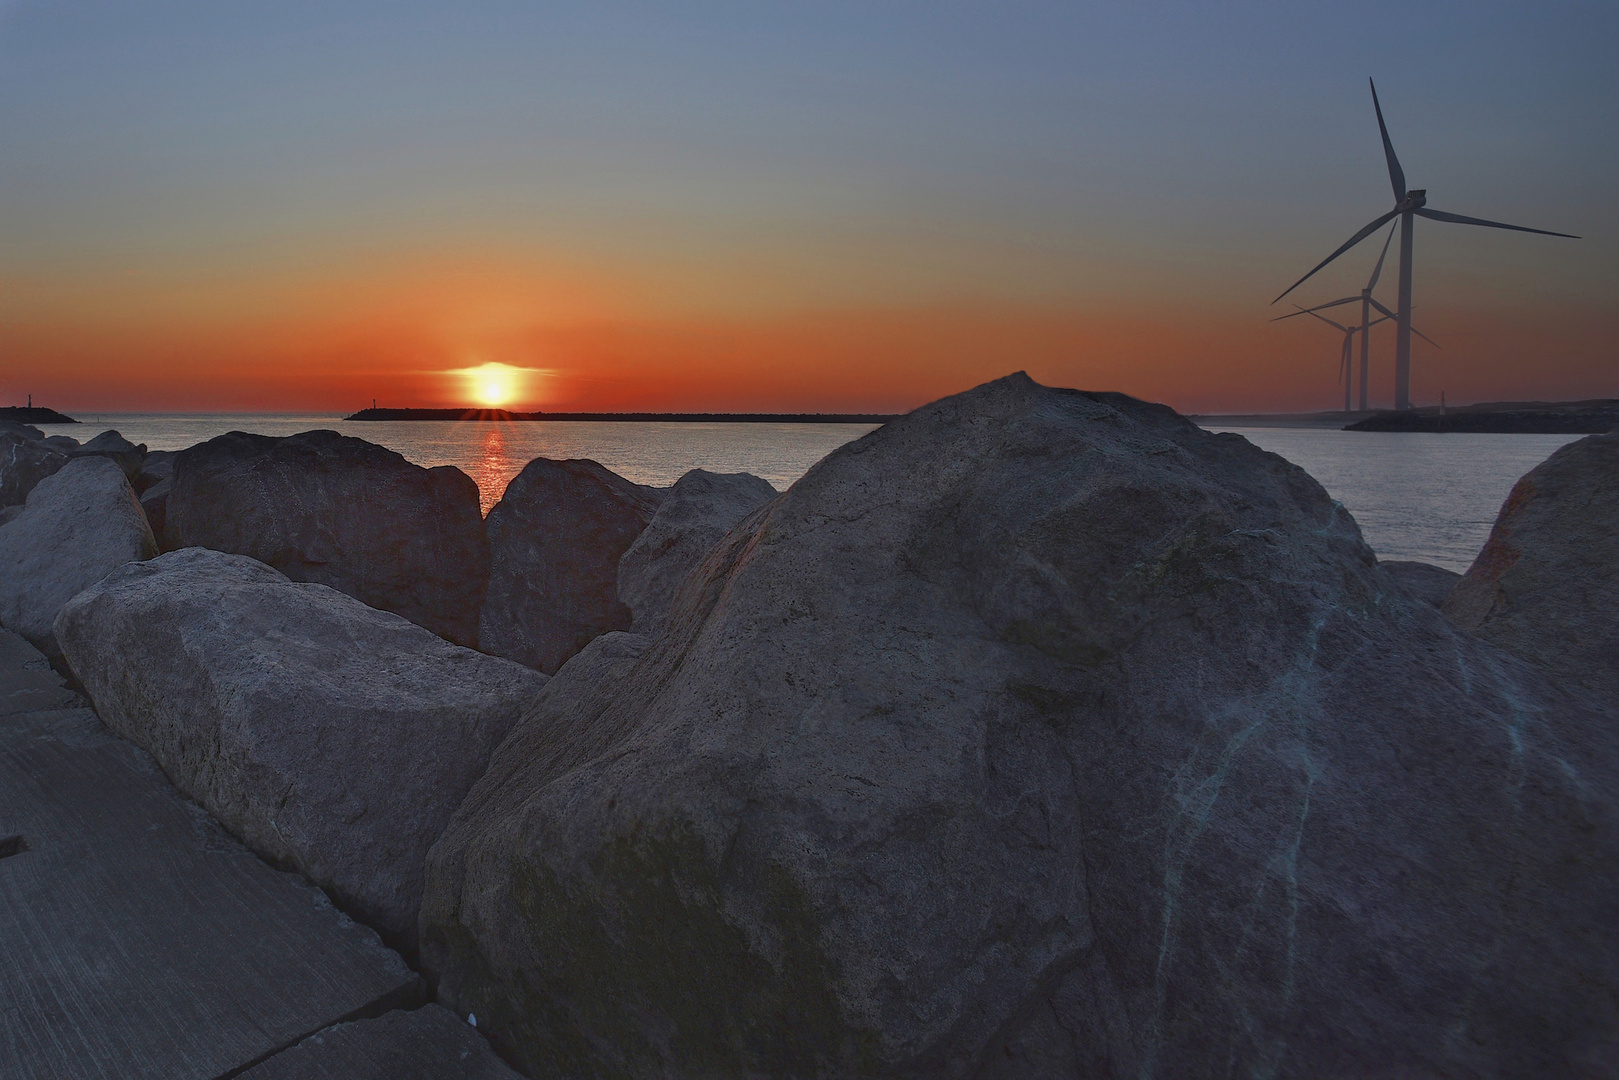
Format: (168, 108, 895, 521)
(34, 415, 1578, 574)
(1208, 428, 1577, 572)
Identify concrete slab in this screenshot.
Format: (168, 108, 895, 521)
(238, 1005, 522, 1079)
(0, 631, 423, 1080)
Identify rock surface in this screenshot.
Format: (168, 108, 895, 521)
(166, 430, 489, 646)
(0, 420, 45, 441)
(0, 628, 423, 1080)
(617, 468, 776, 633)
(237, 1006, 521, 1080)
(422, 374, 1619, 1079)
(479, 457, 662, 673)
(1444, 430, 1619, 698)
(56, 548, 548, 947)
(1378, 559, 1460, 607)
(140, 478, 173, 548)
(71, 428, 147, 479)
(0, 425, 68, 506)
(132, 449, 174, 495)
(0, 457, 156, 657)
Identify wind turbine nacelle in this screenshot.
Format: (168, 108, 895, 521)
(1402, 189, 1428, 209)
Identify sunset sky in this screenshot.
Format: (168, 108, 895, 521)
(1, 1, 1613, 414)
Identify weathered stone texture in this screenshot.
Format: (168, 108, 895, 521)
(1445, 429, 1619, 697)
(617, 468, 776, 634)
(423, 374, 1619, 1079)
(56, 548, 547, 947)
(479, 457, 661, 673)
(0, 456, 156, 657)
(166, 429, 488, 646)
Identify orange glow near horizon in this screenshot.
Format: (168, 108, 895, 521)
(2, 251, 1614, 417)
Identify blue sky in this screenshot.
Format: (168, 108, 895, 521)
(0, 1, 1613, 410)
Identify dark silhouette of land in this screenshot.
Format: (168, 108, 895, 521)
(0, 406, 77, 424)
(346, 407, 898, 423)
(1346, 399, 1619, 433)
(1193, 400, 1619, 434)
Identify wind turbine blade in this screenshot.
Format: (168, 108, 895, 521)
(1366, 296, 1436, 344)
(1270, 296, 1360, 322)
(1415, 206, 1580, 239)
(1272, 207, 1402, 304)
(1370, 79, 1406, 201)
(1297, 306, 1349, 332)
(1366, 221, 1397, 291)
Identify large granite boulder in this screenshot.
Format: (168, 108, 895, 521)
(617, 468, 776, 633)
(167, 430, 489, 647)
(421, 374, 1619, 1079)
(70, 428, 146, 479)
(1445, 430, 1619, 698)
(55, 548, 548, 948)
(0, 456, 156, 657)
(1, 425, 69, 506)
(479, 458, 662, 673)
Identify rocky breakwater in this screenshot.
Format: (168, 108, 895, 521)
(0, 456, 156, 658)
(421, 373, 1619, 1078)
(617, 468, 777, 634)
(479, 457, 663, 673)
(166, 430, 489, 647)
(55, 548, 548, 949)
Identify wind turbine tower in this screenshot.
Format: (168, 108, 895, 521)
(1272, 224, 1397, 410)
(1275, 80, 1578, 409)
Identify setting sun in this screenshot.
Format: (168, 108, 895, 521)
(464, 362, 519, 407)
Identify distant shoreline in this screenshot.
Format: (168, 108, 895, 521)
(344, 407, 899, 423)
(1196, 399, 1619, 435)
(1345, 399, 1619, 434)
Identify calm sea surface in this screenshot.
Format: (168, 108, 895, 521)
(36, 414, 1577, 574)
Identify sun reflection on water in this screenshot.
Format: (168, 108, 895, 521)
(468, 424, 515, 515)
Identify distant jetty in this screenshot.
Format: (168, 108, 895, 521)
(345, 407, 899, 423)
(0, 405, 77, 425)
(1345, 399, 1619, 434)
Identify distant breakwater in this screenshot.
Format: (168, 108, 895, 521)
(1346, 399, 1619, 434)
(346, 407, 901, 423)
(0, 406, 77, 424)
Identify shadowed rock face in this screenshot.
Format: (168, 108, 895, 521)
(1379, 559, 1461, 607)
(0, 456, 156, 657)
(1445, 430, 1619, 698)
(167, 430, 489, 647)
(0, 425, 69, 507)
(478, 458, 662, 674)
(55, 548, 547, 949)
(618, 468, 777, 634)
(421, 374, 1619, 1079)
(132, 449, 174, 495)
